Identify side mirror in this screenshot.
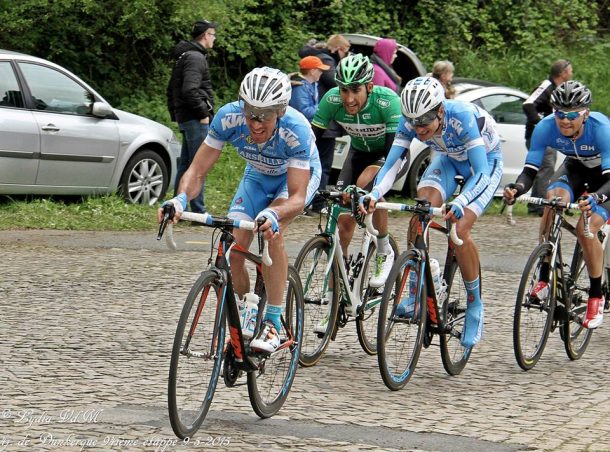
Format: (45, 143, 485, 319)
(91, 101, 114, 118)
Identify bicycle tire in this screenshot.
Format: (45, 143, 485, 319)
(248, 265, 304, 418)
(168, 270, 226, 439)
(439, 257, 473, 375)
(513, 243, 556, 370)
(357, 234, 400, 355)
(377, 250, 426, 391)
(562, 242, 594, 360)
(293, 235, 340, 367)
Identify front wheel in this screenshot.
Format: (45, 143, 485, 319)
(248, 266, 304, 418)
(356, 234, 400, 355)
(377, 251, 426, 391)
(293, 235, 340, 367)
(562, 242, 594, 360)
(513, 243, 556, 371)
(439, 257, 473, 375)
(168, 271, 225, 439)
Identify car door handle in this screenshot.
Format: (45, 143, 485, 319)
(41, 124, 60, 132)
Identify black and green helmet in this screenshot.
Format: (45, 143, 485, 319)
(335, 53, 374, 87)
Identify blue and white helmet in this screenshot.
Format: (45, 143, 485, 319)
(239, 67, 292, 109)
(400, 76, 445, 118)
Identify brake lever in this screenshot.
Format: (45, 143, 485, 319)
(157, 204, 175, 240)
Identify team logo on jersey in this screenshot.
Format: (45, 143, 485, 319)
(220, 113, 245, 131)
(327, 94, 342, 104)
(235, 197, 243, 205)
(246, 136, 254, 144)
(376, 98, 390, 108)
(433, 169, 441, 176)
(580, 144, 596, 152)
(362, 113, 371, 120)
(448, 117, 463, 135)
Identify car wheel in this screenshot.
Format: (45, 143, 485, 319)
(404, 148, 431, 197)
(119, 149, 169, 206)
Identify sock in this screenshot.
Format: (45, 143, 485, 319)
(590, 276, 602, 299)
(462, 277, 484, 348)
(264, 304, 283, 333)
(377, 234, 390, 255)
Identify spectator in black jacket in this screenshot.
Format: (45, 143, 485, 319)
(166, 19, 217, 214)
(523, 59, 573, 215)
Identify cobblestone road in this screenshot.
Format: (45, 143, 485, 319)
(1, 214, 608, 451)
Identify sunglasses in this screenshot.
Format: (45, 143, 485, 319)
(242, 104, 280, 122)
(554, 109, 586, 121)
(406, 110, 439, 127)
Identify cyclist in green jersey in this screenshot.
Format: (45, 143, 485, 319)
(312, 54, 402, 290)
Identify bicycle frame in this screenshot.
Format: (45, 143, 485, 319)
(319, 198, 377, 317)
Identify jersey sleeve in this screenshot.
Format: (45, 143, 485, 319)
(384, 94, 402, 134)
(524, 117, 553, 170)
(204, 103, 241, 151)
(311, 88, 339, 130)
(372, 117, 412, 198)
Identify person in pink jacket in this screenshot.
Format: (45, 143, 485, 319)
(371, 38, 401, 93)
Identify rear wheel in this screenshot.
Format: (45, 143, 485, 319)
(439, 258, 473, 375)
(356, 235, 400, 355)
(168, 271, 225, 439)
(562, 243, 594, 360)
(248, 266, 304, 417)
(513, 243, 556, 371)
(377, 251, 426, 391)
(293, 236, 340, 367)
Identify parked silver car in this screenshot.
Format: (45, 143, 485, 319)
(332, 34, 557, 196)
(0, 49, 180, 205)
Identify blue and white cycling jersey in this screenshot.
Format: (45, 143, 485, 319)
(205, 101, 319, 176)
(526, 112, 610, 173)
(372, 100, 502, 208)
(205, 101, 321, 220)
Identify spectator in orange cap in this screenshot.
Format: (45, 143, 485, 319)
(289, 56, 330, 121)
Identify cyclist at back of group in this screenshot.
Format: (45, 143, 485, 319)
(504, 80, 610, 329)
(158, 67, 321, 353)
(311, 53, 402, 291)
(361, 76, 504, 350)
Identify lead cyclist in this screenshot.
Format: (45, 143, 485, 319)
(158, 67, 321, 352)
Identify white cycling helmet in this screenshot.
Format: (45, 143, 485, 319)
(239, 67, 291, 110)
(400, 76, 445, 120)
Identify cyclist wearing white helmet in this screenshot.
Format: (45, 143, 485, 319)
(505, 80, 610, 329)
(363, 76, 504, 349)
(158, 66, 321, 353)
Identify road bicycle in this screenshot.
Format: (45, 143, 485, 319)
(158, 208, 304, 439)
(512, 195, 610, 370)
(293, 187, 399, 366)
(367, 199, 473, 391)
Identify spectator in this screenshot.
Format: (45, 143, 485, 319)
(371, 38, 401, 93)
(166, 19, 217, 214)
(326, 34, 351, 65)
(289, 56, 330, 122)
(522, 59, 573, 215)
(431, 60, 455, 99)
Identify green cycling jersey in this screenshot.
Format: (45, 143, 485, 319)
(312, 85, 401, 153)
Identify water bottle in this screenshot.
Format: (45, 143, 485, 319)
(430, 258, 447, 302)
(240, 293, 259, 339)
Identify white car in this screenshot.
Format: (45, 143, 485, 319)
(332, 78, 552, 196)
(0, 49, 180, 205)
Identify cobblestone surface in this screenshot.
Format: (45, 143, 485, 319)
(1, 213, 609, 451)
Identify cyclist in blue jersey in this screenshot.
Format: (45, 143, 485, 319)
(504, 80, 610, 329)
(361, 76, 504, 349)
(158, 67, 321, 352)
